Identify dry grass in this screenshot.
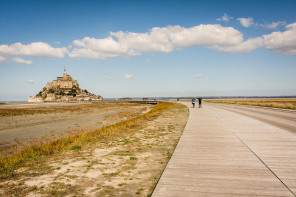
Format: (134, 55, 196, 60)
(0, 102, 142, 117)
(0, 102, 175, 180)
(0, 105, 147, 157)
(206, 98, 296, 110)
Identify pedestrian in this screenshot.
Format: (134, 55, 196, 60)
(198, 97, 202, 108)
(192, 97, 196, 108)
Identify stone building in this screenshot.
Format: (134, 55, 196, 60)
(46, 68, 79, 91)
(28, 68, 103, 102)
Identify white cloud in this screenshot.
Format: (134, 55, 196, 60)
(164, 80, 169, 84)
(104, 76, 113, 80)
(0, 42, 68, 58)
(194, 74, 203, 78)
(157, 25, 243, 48)
(160, 24, 263, 53)
(212, 37, 264, 53)
(70, 37, 139, 60)
(237, 17, 254, 27)
(0, 56, 6, 63)
(263, 22, 296, 55)
(12, 57, 33, 65)
(265, 21, 286, 29)
(124, 74, 134, 79)
(217, 13, 233, 22)
(110, 29, 173, 53)
(27, 80, 34, 84)
(70, 24, 263, 59)
(4, 22, 292, 64)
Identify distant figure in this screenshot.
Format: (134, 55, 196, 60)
(192, 97, 196, 108)
(198, 97, 202, 108)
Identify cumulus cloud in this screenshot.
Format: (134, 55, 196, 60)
(12, 57, 33, 64)
(124, 74, 133, 79)
(0, 42, 68, 58)
(193, 74, 203, 78)
(3, 22, 294, 64)
(212, 37, 264, 53)
(237, 17, 254, 27)
(104, 76, 113, 80)
(157, 25, 242, 48)
(110, 29, 173, 53)
(70, 37, 139, 60)
(0, 56, 6, 63)
(263, 22, 296, 55)
(27, 80, 34, 84)
(265, 21, 286, 29)
(217, 13, 233, 22)
(70, 24, 264, 59)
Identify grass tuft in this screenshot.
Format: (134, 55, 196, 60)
(70, 145, 82, 150)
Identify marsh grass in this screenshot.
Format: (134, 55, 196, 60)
(0, 102, 174, 179)
(0, 102, 142, 117)
(206, 98, 296, 110)
(0, 129, 86, 157)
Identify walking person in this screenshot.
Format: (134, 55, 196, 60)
(192, 97, 196, 108)
(198, 97, 202, 108)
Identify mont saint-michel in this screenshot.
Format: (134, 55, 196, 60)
(28, 68, 103, 102)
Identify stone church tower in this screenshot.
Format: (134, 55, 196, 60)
(45, 67, 79, 91)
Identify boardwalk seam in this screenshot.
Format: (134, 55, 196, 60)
(229, 129, 296, 196)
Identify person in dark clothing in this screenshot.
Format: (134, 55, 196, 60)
(198, 97, 202, 108)
(192, 97, 196, 108)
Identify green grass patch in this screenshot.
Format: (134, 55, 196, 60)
(70, 145, 82, 150)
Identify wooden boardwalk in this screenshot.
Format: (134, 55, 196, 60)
(152, 102, 296, 196)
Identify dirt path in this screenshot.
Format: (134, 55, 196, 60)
(0, 103, 189, 196)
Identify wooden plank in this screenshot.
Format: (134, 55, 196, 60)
(152, 102, 296, 196)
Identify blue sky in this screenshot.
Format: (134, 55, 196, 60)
(0, 0, 296, 101)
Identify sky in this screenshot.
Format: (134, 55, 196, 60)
(0, 0, 296, 101)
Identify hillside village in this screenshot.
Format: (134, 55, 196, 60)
(28, 68, 103, 102)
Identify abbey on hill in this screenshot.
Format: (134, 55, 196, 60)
(28, 68, 103, 102)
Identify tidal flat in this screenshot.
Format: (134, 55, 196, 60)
(0, 102, 150, 156)
(0, 102, 189, 196)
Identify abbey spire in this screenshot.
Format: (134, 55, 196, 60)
(63, 65, 67, 78)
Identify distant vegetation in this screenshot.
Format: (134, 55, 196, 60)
(0, 102, 140, 117)
(206, 98, 296, 110)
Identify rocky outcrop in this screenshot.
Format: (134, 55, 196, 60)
(28, 69, 103, 102)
